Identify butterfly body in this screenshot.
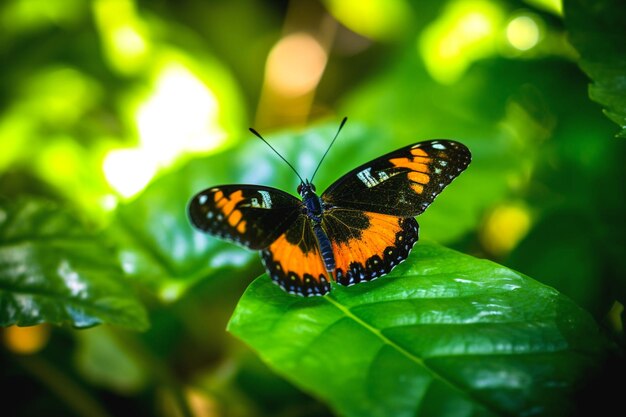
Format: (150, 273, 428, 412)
(298, 181, 336, 272)
(189, 137, 471, 297)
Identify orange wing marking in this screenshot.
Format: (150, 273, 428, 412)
(390, 149, 432, 195)
(389, 147, 432, 173)
(331, 214, 419, 286)
(267, 234, 327, 283)
(262, 228, 332, 296)
(213, 189, 247, 233)
(332, 212, 402, 274)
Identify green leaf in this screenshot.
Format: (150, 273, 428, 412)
(74, 326, 148, 393)
(564, 0, 626, 137)
(0, 200, 148, 330)
(228, 242, 604, 417)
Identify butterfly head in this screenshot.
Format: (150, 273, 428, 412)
(297, 180, 317, 198)
(250, 117, 347, 198)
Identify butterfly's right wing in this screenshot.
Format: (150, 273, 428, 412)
(322, 140, 471, 217)
(188, 185, 302, 250)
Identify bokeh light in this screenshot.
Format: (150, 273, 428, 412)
(135, 63, 223, 157)
(524, 0, 562, 16)
(323, 0, 411, 40)
(506, 15, 541, 51)
(265, 32, 328, 97)
(257, 31, 329, 126)
(103, 60, 226, 198)
(480, 203, 532, 257)
(3, 325, 51, 355)
(103, 148, 158, 199)
(419, 0, 504, 84)
(93, 0, 150, 75)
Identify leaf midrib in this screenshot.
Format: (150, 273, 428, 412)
(325, 295, 502, 416)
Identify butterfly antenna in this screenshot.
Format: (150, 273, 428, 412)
(310, 117, 347, 183)
(249, 127, 305, 184)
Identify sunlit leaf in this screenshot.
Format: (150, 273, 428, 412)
(0, 200, 148, 330)
(564, 0, 626, 137)
(229, 242, 603, 417)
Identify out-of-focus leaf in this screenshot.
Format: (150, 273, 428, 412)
(74, 326, 148, 393)
(191, 350, 332, 417)
(229, 242, 604, 417)
(507, 209, 605, 316)
(113, 144, 257, 301)
(506, 107, 626, 317)
(0, 200, 148, 330)
(564, 0, 626, 137)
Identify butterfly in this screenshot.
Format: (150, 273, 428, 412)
(188, 118, 471, 297)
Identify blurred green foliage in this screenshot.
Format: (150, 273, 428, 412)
(1, 0, 624, 416)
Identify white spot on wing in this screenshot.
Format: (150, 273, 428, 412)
(357, 167, 393, 188)
(357, 167, 378, 188)
(198, 194, 208, 204)
(259, 190, 273, 208)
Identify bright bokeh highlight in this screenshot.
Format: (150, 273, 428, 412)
(93, 0, 150, 75)
(103, 148, 158, 199)
(266, 33, 328, 98)
(524, 0, 562, 15)
(480, 203, 532, 256)
(506, 15, 540, 51)
(420, 0, 504, 84)
(136, 63, 222, 157)
(3, 325, 51, 354)
(323, 0, 411, 40)
(103, 61, 225, 198)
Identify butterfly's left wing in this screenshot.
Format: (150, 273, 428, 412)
(321, 209, 419, 286)
(321, 140, 471, 217)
